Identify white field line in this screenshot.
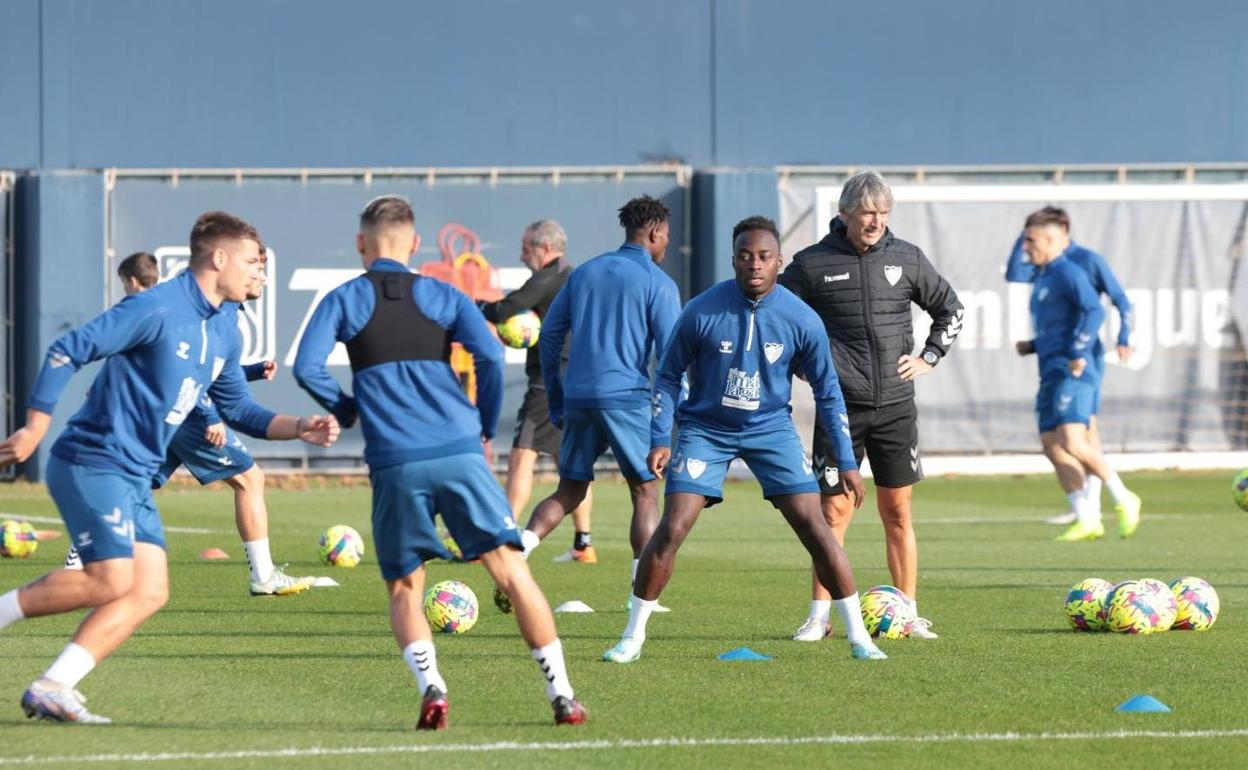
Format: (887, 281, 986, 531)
(0, 513, 221, 535)
(2, 729, 1247, 765)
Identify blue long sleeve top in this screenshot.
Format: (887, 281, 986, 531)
(293, 258, 503, 469)
(1030, 256, 1106, 378)
(539, 242, 681, 423)
(1006, 236, 1132, 349)
(650, 280, 857, 471)
(30, 270, 276, 478)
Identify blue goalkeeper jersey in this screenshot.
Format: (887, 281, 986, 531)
(293, 258, 503, 469)
(29, 270, 276, 478)
(650, 279, 857, 471)
(539, 242, 680, 420)
(1030, 256, 1106, 378)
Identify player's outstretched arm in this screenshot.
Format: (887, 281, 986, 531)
(242, 360, 277, 382)
(264, 414, 341, 447)
(0, 409, 52, 467)
(477, 272, 546, 323)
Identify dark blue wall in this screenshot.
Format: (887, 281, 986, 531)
(3, 0, 1247, 171)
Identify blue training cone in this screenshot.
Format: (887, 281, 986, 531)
(717, 647, 772, 661)
(1115, 695, 1171, 713)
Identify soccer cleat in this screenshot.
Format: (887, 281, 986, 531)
(21, 681, 111, 724)
(552, 545, 598, 564)
(1055, 520, 1105, 542)
(850, 641, 888, 661)
(493, 585, 513, 614)
(250, 565, 315, 597)
(792, 617, 832, 642)
(552, 695, 587, 725)
(910, 617, 939, 639)
(1044, 511, 1078, 526)
(416, 685, 449, 730)
(626, 596, 671, 613)
(602, 639, 643, 664)
(64, 546, 83, 571)
(1115, 492, 1142, 538)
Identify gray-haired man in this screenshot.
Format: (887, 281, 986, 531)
(779, 170, 964, 642)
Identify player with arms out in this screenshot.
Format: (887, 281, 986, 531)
(476, 220, 597, 564)
(294, 195, 585, 728)
(497, 195, 681, 613)
(64, 250, 313, 596)
(1005, 206, 1139, 533)
(0, 212, 339, 724)
(1015, 209, 1141, 541)
(602, 216, 885, 664)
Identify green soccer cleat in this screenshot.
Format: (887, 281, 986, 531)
(1115, 492, 1142, 538)
(1055, 520, 1105, 542)
(850, 641, 888, 661)
(602, 639, 643, 664)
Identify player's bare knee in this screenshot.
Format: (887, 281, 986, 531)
(227, 464, 264, 493)
(83, 567, 134, 605)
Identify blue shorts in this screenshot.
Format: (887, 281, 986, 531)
(665, 421, 819, 505)
(153, 422, 255, 488)
(369, 453, 523, 581)
(46, 455, 166, 563)
(1036, 374, 1097, 433)
(559, 406, 655, 482)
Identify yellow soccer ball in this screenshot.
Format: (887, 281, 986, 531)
(0, 520, 38, 559)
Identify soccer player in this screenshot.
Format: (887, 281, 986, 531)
(1015, 210, 1142, 541)
(64, 251, 314, 597)
(1004, 207, 1136, 529)
(477, 220, 597, 564)
(0, 212, 340, 724)
(780, 171, 963, 641)
(499, 195, 681, 612)
(602, 216, 884, 664)
(293, 195, 586, 728)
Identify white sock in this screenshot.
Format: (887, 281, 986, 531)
(402, 640, 447, 694)
(520, 529, 541, 558)
(808, 599, 831, 625)
(622, 595, 656, 642)
(531, 638, 574, 701)
(43, 643, 96, 690)
(833, 593, 872, 646)
(243, 539, 275, 583)
(1084, 475, 1103, 513)
(1069, 490, 1100, 526)
(1104, 473, 1132, 504)
(0, 589, 25, 631)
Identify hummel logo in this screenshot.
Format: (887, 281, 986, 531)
(823, 272, 850, 283)
(176, 341, 191, 360)
(910, 446, 920, 472)
(1058, 394, 1073, 411)
(719, 340, 733, 354)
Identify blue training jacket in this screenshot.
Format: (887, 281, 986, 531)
(1006, 236, 1132, 353)
(1030, 256, 1106, 378)
(540, 242, 680, 421)
(293, 258, 503, 469)
(29, 270, 276, 478)
(651, 280, 857, 471)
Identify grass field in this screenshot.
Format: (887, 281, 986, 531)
(0, 470, 1246, 769)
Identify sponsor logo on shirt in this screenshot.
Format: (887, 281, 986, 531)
(823, 272, 850, 283)
(721, 367, 760, 411)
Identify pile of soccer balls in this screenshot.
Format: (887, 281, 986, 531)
(1064, 576, 1219, 634)
(860, 585, 916, 638)
(0, 520, 38, 559)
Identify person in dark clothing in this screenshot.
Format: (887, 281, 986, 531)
(478, 221, 597, 564)
(779, 171, 964, 642)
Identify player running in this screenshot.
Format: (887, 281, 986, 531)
(602, 216, 885, 664)
(1005, 206, 1138, 532)
(293, 195, 585, 728)
(497, 195, 681, 613)
(1015, 210, 1141, 541)
(64, 251, 314, 597)
(0, 212, 339, 724)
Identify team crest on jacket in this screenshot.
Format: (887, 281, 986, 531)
(764, 342, 784, 364)
(884, 265, 902, 286)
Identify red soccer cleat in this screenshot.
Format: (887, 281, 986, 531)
(552, 695, 587, 726)
(416, 685, 449, 730)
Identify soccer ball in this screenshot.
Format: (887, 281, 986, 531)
(1104, 580, 1164, 634)
(1136, 578, 1178, 632)
(1232, 469, 1248, 511)
(424, 580, 479, 634)
(1063, 577, 1114, 631)
(861, 585, 915, 639)
(1170, 577, 1220, 631)
(496, 311, 541, 349)
(0, 520, 38, 559)
(318, 525, 364, 568)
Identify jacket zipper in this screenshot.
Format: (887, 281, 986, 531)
(745, 305, 756, 352)
(200, 320, 208, 365)
(858, 253, 880, 407)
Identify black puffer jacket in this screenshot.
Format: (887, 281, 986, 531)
(779, 219, 963, 408)
(478, 258, 572, 387)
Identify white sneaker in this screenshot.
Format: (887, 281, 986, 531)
(21, 680, 111, 724)
(792, 617, 832, 642)
(1045, 510, 1078, 525)
(910, 616, 939, 639)
(602, 639, 643, 664)
(250, 565, 315, 596)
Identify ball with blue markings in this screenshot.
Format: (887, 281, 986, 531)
(424, 580, 479, 634)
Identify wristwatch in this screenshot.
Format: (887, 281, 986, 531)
(921, 350, 939, 367)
